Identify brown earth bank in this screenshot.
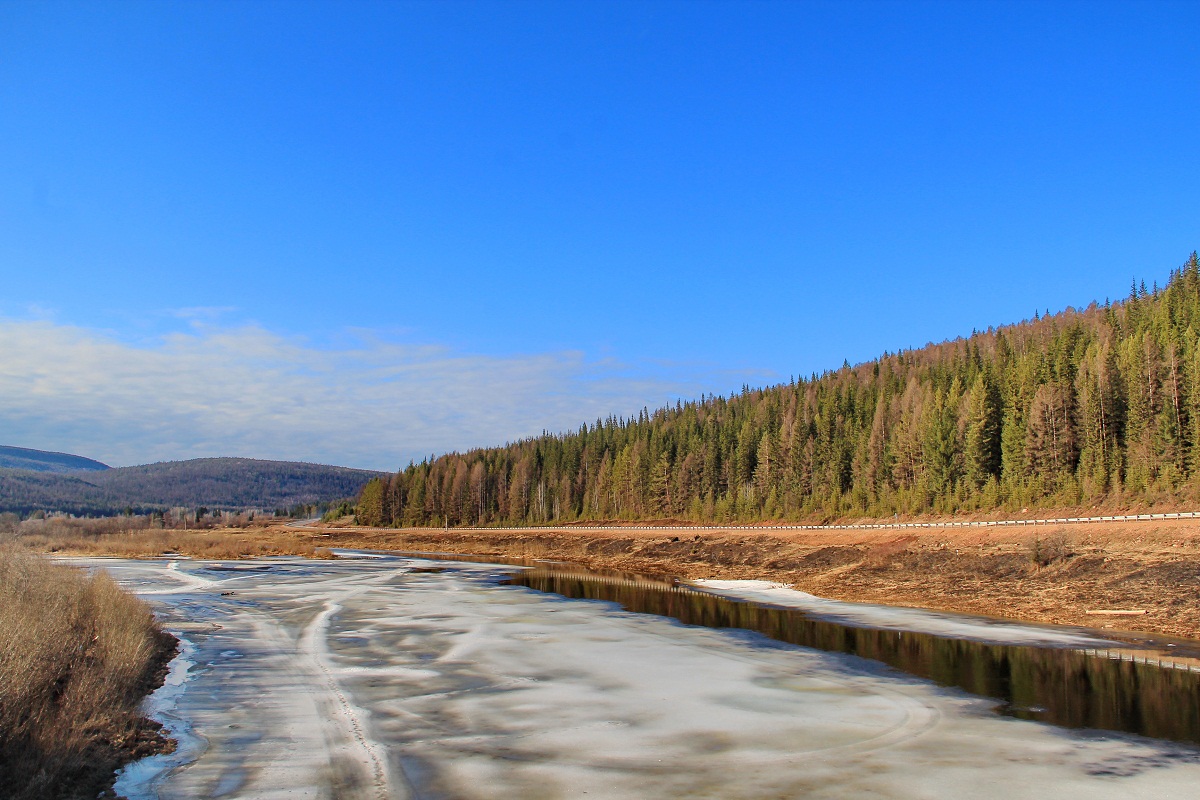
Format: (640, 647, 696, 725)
(18, 516, 1200, 641)
(294, 519, 1200, 641)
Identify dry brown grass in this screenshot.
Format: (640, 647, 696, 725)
(6, 519, 334, 560)
(862, 535, 917, 566)
(0, 548, 176, 799)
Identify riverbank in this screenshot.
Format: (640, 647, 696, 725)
(290, 518, 1200, 641)
(20, 515, 1200, 640)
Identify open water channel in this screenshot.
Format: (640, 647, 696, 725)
(76, 552, 1200, 799)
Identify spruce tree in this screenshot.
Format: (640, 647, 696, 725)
(964, 375, 1002, 487)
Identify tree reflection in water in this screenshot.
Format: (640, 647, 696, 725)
(510, 569, 1200, 745)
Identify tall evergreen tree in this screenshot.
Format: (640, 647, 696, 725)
(964, 375, 1002, 487)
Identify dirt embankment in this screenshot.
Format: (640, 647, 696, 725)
(288, 519, 1200, 641)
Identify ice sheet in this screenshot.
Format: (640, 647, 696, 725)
(112, 636, 203, 800)
(692, 579, 1121, 648)
(83, 556, 1200, 799)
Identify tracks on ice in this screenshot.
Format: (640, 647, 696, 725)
(298, 595, 398, 800)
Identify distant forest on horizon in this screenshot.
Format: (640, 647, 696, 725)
(0, 458, 380, 517)
(359, 253, 1200, 527)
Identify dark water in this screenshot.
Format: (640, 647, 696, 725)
(509, 569, 1200, 746)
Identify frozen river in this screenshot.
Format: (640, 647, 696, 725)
(78, 553, 1200, 799)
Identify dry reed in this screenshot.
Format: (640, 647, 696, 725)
(6, 518, 332, 560)
(0, 549, 176, 800)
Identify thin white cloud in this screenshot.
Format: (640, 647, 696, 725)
(0, 319, 732, 470)
(168, 306, 241, 322)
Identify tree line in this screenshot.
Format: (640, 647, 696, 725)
(360, 254, 1200, 526)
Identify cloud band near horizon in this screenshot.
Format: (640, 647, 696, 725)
(0, 318, 761, 471)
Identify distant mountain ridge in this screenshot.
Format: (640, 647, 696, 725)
(0, 445, 110, 474)
(0, 454, 382, 516)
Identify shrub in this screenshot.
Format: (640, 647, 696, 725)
(1028, 531, 1073, 567)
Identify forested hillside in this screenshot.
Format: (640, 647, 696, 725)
(0, 457, 381, 516)
(0, 445, 110, 473)
(0, 469, 113, 516)
(360, 254, 1200, 527)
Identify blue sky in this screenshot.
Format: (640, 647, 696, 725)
(1, 1, 1198, 469)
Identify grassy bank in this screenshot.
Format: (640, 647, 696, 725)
(0, 549, 176, 800)
(9, 516, 334, 560)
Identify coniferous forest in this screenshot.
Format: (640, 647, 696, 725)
(360, 255, 1200, 527)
